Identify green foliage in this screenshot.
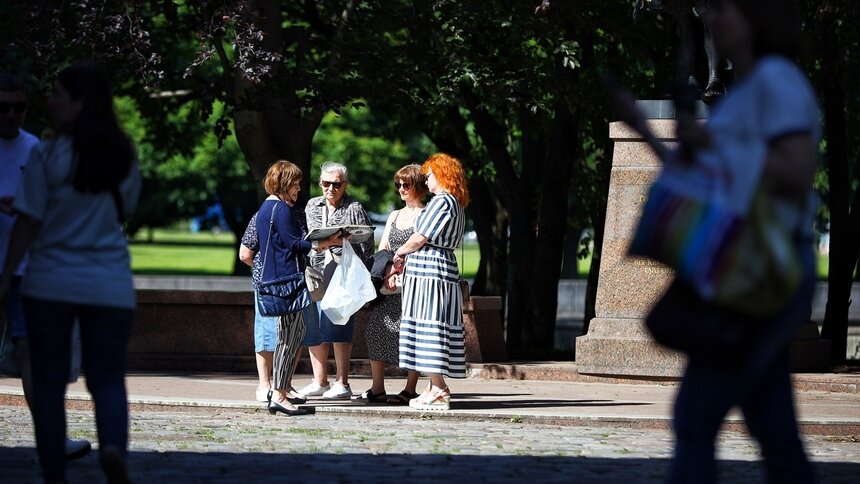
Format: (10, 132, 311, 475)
(115, 95, 254, 237)
(308, 108, 435, 214)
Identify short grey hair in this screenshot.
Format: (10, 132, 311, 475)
(320, 161, 348, 183)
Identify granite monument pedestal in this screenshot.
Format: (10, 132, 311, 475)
(575, 119, 685, 377)
(576, 109, 830, 376)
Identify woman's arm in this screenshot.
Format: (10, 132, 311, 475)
(603, 75, 671, 160)
(275, 205, 313, 256)
(0, 214, 42, 302)
(377, 210, 398, 252)
(239, 245, 255, 267)
(391, 232, 429, 272)
(763, 133, 816, 199)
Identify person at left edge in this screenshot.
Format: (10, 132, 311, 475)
(0, 63, 141, 484)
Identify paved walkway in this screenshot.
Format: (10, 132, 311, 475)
(1, 368, 859, 482)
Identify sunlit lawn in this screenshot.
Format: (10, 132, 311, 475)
(129, 229, 828, 280)
(129, 229, 488, 278)
(129, 229, 237, 276)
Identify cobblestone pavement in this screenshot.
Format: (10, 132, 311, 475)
(2, 406, 858, 483)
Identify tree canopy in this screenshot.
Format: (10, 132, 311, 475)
(2, 0, 857, 360)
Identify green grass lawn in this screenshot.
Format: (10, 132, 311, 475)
(129, 229, 830, 280)
(129, 229, 237, 275)
(129, 229, 488, 278)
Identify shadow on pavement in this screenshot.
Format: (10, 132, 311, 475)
(3, 447, 858, 483)
(452, 399, 654, 411)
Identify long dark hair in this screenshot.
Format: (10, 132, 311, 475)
(56, 64, 134, 193)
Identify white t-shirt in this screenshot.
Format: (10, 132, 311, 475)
(694, 55, 820, 234)
(13, 135, 142, 309)
(0, 128, 39, 276)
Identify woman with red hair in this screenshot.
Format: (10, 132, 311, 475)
(392, 153, 469, 411)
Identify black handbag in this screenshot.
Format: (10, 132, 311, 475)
(256, 203, 311, 317)
(646, 280, 756, 368)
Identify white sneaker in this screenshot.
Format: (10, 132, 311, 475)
(65, 438, 92, 460)
(322, 382, 352, 400)
(297, 381, 331, 398)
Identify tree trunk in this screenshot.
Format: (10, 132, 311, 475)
(582, 141, 613, 335)
(818, 12, 857, 365)
(469, 194, 508, 296)
(526, 108, 578, 354)
(428, 109, 510, 297)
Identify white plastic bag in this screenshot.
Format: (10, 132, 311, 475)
(320, 241, 376, 325)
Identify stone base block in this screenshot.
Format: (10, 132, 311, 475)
(575, 318, 686, 377)
(790, 321, 832, 371)
(129, 289, 506, 372)
(463, 296, 507, 363)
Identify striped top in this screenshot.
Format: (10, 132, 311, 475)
(416, 192, 465, 251)
(408, 192, 465, 284)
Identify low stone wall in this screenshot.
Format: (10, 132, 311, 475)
(129, 288, 506, 372)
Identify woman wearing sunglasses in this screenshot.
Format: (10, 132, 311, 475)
(393, 153, 470, 411)
(356, 164, 426, 405)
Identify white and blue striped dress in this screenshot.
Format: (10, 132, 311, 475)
(399, 192, 466, 378)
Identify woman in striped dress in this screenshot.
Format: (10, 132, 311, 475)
(392, 153, 469, 411)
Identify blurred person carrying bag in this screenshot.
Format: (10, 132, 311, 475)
(256, 204, 312, 317)
(618, 76, 805, 362)
(631, 167, 803, 315)
(631, 154, 804, 362)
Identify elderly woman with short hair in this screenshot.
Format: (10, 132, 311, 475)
(297, 161, 373, 400)
(393, 153, 469, 411)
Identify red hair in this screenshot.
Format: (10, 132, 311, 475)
(421, 153, 470, 208)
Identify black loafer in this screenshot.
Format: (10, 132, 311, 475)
(268, 400, 307, 416)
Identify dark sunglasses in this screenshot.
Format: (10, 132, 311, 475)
(0, 102, 27, 114)
(394, 181, 411, 190)
(320, 180, 343, 189)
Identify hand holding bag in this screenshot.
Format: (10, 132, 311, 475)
(304, 265, 325, 302)
(256, 203, 311, 317)
(320, 241, 377, 325)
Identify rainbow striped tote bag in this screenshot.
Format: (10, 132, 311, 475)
(630, 170, 802, 317)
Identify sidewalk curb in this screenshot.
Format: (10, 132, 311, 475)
(463, 362, 859, 394)
(2, 390, 857, 436)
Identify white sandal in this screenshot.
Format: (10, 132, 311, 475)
(409, 386, 451, 411)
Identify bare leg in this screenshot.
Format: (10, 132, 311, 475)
(307, 343, 330, 385)
(369, 360, 386, 394)
(699, 1, 726, 104)
(255, 351, 273, 391)
(429, 373, 447, 392)
(17, 338, 33, 408)
(404, 370, 420, 395)
(333, 342, 352, 387)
